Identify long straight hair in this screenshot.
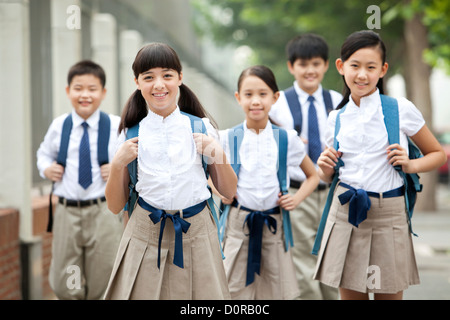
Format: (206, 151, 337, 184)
(119, 42, 217, 132)
(336, 30, 387, 109)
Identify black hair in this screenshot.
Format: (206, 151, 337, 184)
(336, 30, 387, 109)
(237, 65, 279, 93)
(119, 42, 217, 132)
(237, 65, 281, 126)
(286, 33, 329, 64)
(67, 60, 106, 88)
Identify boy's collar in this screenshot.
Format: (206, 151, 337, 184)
(293, 81, 323, 100)
(71, 109, 101, 128)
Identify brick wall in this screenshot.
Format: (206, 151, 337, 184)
(0, 208, 21, 300)
(32, 195, 55, 299)
(0, 195, 55, 300)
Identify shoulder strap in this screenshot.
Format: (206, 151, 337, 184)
(285, 86, 302, 135)
(180, 111, 209, 177)
(57, 114, 73, 167)
(312, 106, 346, 255)
(124, 124, 139, 216)
(97, 111, 111, 166)
(380, 94, 421, 232)
(228, 123, 245, 176)
(272, 124, 293, 250)
(322, 89, 333, 115)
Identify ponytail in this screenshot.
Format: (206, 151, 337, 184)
(118, 89, 148, 133)
(179, 83, 218, 129)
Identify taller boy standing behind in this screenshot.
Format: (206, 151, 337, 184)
(269, 34, 341, 300)
(37, 60, 123, 299)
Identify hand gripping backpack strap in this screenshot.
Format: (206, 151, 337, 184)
(312, 106, 346, 255)
(380, 94, 421, 236)
(218, 123, 244, 243)
(125, 124, 139, 217)
(272, 124, 293, 251)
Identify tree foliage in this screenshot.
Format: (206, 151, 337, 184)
(192, 0, 449, 90)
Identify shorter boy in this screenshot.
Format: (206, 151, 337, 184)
(269, 33, 341, 300)
(37, 60, 123, 300)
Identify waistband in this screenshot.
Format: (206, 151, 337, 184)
(338, 182, 404, 228)
(58, 196, 106, 207)
(138, 197, 207, 269)
(339, 182, 404, 199)
(231, 199, 280, 215)
(290, 179, 328, 191)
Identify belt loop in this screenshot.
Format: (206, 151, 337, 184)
(379, 192, 383, 208)
(63, 198, 67, 207)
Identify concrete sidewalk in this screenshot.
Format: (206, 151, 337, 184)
(404, 184, 450, 300)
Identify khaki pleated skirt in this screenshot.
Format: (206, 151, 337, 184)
(104, 203, 230, 300)
(313, 184, 420, 294)
(222, 206, 300, 300)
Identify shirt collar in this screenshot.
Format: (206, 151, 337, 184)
(243, 119, 272, 136)
(293, 81, 323, 104)
(144, 106, 181, 124)
(71, 109, 100, 129)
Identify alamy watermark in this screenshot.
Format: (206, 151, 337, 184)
(66, 265, 81, 290)
(367, 265, 381, 290)
(66, 5, 81, 30)
(366, 5, 381, 30)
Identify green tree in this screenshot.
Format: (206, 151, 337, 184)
(193, 0, 450, 210)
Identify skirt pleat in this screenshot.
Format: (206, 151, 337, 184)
(222, 206, 299, 300)
(313, 185, 420, 294)
(104, 203, 230, 300)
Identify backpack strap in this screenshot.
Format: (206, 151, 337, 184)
(380, 94, 421, 235)
(124, 124, 139, 216)
(322, 89, 334, 115)
(312, 106, 346, 255)
(272, 124, 293, 251)
(56, 114, 73, 167)
(285, 86, 302, 135)
(97, 111, 111, 166)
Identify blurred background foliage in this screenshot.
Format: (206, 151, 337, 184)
(192, 0, 450, 92)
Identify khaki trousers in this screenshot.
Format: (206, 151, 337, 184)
(289, 186, 339, 300)
(49, 201, 123, 300)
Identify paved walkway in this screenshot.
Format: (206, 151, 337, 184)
(404, 183, 450, 300)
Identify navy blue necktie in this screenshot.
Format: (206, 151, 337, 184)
(308, 96, 321, 163)
(79, 122, 92, 189)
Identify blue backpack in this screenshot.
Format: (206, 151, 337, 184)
(312, 95, 422, 255)
(218, 122, 294, 251)
(124, 112, 221, 241)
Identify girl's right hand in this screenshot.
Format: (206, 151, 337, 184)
(112, 137, 139, 168)
(317, 147, 342, 178)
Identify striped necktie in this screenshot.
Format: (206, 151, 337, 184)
(78, 122, 92, 189)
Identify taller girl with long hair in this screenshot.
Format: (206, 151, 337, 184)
(313, 31, 446, 300)
(103, 43, 237, 299)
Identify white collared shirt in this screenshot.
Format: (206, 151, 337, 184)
(219, 121, 306, 211)
(37, 109, 121, 200)
(269, 82, 342, 182)
(326, 89, 425, 193)
(117, 107, 218, 210)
